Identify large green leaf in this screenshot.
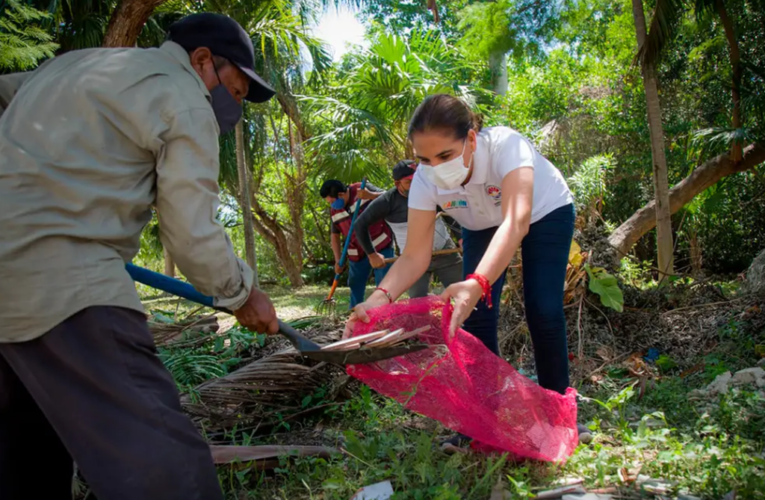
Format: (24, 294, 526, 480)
(585, 264, 624, 312)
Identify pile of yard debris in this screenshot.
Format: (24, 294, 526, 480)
(147, 312, 350, 443)
(500, 285, 765, 387)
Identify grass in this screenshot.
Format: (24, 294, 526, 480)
(139, 282, 383, 321)
(215, 378, 765, 499)
(136, 282, 765, 500)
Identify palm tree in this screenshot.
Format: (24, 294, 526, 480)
(638, 0, 745, 161)
(631, 0, 675, 277)
(608, 0, 759, 268)
(301, 30, 482, 182)
(214, 0, 333, 287)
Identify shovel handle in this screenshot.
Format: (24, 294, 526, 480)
(124, 264, 318, 351)
(382, 247, 462, 265)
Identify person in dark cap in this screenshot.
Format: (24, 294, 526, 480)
(354, 160, 463, 299)
(0, 13, 277, 500)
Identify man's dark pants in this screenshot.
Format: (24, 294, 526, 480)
(0, 306, 224, 500)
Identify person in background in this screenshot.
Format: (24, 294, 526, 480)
(0, 13, 279, 500)
(347, 94, 591, 449)
(354, 160, 463, 298)
(320, 179, 395, 308)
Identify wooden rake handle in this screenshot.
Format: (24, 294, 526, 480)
(382, 247, 462, 265)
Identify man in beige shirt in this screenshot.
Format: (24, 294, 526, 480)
(0, 13, 277, 500)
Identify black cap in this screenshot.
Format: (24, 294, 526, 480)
(167, 13, 276, 103)
(392, 159, 417, 180)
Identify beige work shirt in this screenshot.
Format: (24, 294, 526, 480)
(0, 41, 254, 343)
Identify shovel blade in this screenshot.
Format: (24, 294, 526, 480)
(299, 344, 429, 365)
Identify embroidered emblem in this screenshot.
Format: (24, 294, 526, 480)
(442, 199, 469, 210)
(486, 185, 502, 205)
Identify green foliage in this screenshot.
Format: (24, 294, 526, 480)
(568, 154, 614, 216)
(159, 350, 227, 386)
(456, 1, 514, 58)
(713, 389, 765, 442)
(655, 353, 678, 372)
(585, 264, 625, 312)
(9, 0, 765, 284)
(301, 29, 486, 182)
(359, 0, 465, 38)
(0, 0, 58, 71)
(456, 0, 558, 62)
(619, 256, 657, 289)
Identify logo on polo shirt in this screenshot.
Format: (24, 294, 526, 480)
(443, 199, 468, 210)
(486, 185, 502, 206)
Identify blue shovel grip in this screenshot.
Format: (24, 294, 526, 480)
(125, 263, 215, 308)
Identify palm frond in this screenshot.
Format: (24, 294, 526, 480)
(687, 126, 753, 162)
(693, 0, 716, 21)
(637, 0, 686, 68)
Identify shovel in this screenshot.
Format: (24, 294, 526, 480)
(125, 264, 427, 366)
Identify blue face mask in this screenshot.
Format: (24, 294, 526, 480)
(331, 197, 346, 209)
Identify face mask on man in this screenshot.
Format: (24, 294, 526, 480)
(331, 197, 346, 210)
(419, 140, 471, 190)
(210, 61, 243, 135)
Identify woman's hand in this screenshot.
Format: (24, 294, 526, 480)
(343, 291, 391, 339)
(440, 278, 483, 337)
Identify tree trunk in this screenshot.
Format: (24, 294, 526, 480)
(489, 49, 508, 96)
(236, 120, 259, 286)
(632, 0, 674, 277)
(716, 0, 743, 162)
(102, 0, 166, 47)
(286, 120, 306, 278)
(609, 143, 765, 256)
(243, 95, 309, 289)
(163, 247, 175, 277)
(249, 195, 305, 287)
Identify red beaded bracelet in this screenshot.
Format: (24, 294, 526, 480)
(466, 273, 492, 309)
(375, 287, 393, 304)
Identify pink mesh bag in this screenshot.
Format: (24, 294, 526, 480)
(347, 296, 579, 462)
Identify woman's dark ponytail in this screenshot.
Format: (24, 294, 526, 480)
(408, 94, 483, 140)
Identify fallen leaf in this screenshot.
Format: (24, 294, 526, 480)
(569, 240, 583, 267)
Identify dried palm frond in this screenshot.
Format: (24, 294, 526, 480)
(181, 331, 346, 433)
(149, 314, 219, 346)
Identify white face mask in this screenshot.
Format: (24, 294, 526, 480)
(419, 140, 471, 190)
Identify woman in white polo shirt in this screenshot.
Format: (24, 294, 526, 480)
(348, 94, 586, 446)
